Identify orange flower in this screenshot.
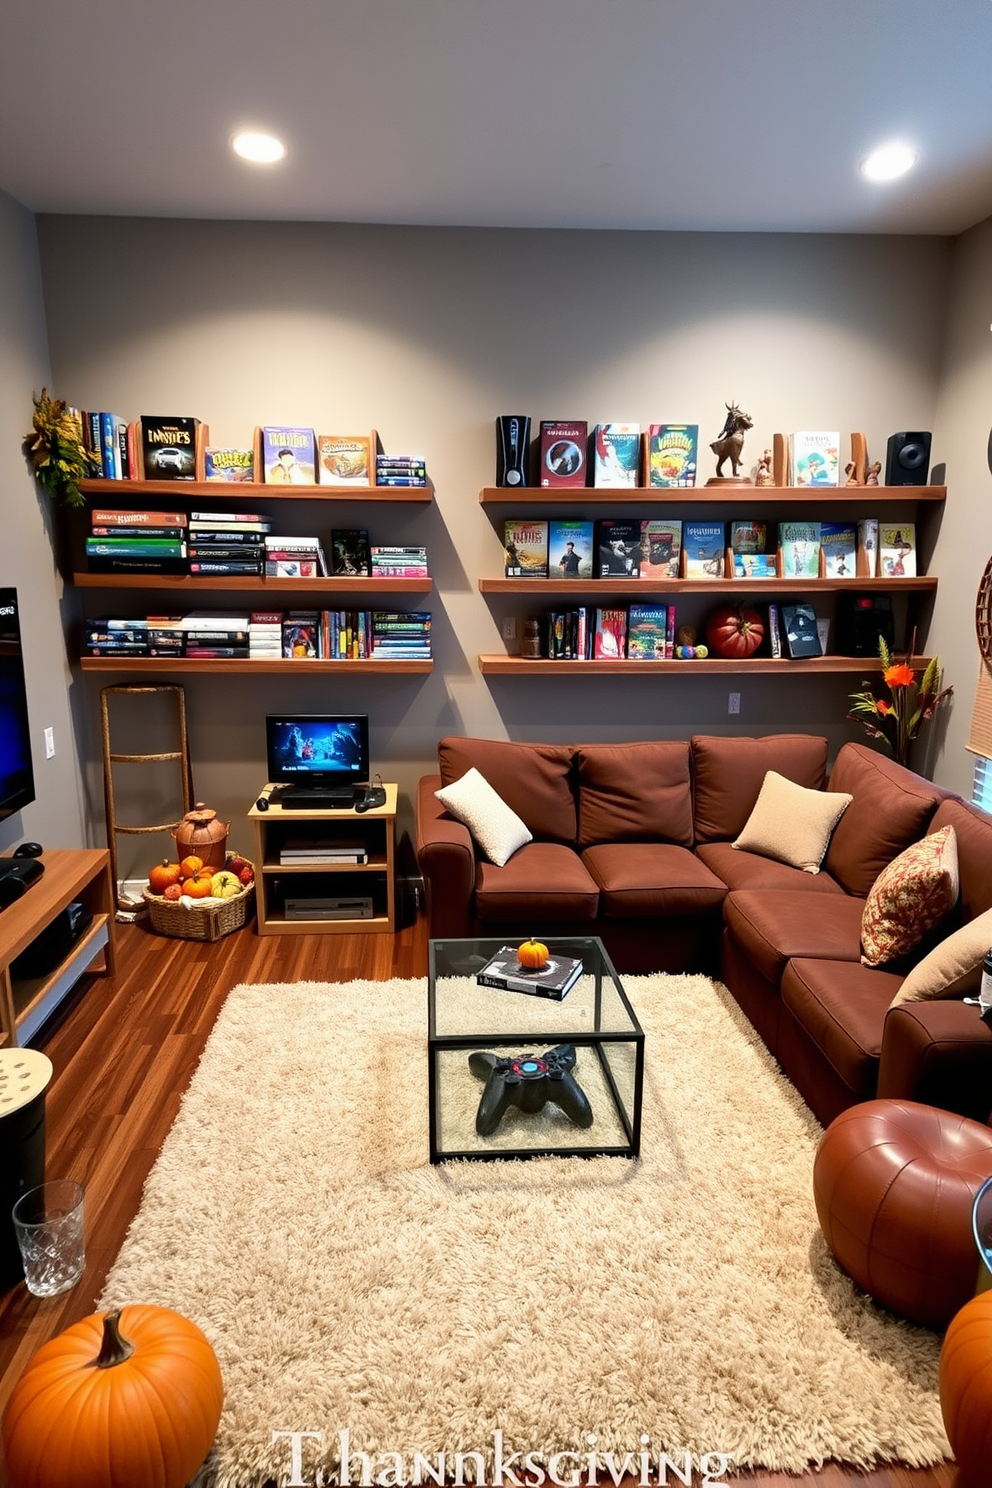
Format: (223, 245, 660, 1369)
(884, 663, 915, 688)
(876, 699, 893, 716)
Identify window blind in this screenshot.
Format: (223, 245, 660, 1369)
(966, 660, 992, 762)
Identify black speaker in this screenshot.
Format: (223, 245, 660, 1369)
(0, 857, 44, 908)
(885, 431, 931, 486)
(834, 592, 896, 657)
(495, 416, 531, 487)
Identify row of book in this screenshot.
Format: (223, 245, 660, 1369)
(76, 414, 428, 488)
(83, 506, 429, 579)
(497, 420, 851, 490)
(528, 601, 826, 661)
(504, 518, 917, 581)
(83, 610, 432, 660)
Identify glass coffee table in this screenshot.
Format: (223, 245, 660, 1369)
(428, 936, 644, 1163)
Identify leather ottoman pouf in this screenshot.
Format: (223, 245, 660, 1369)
(813, 1099, 992, 1330)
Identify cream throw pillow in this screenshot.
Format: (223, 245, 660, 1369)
(435, 767, 532, 866)
(731, 770, 853, 874)
(889, 903, 992, 1005)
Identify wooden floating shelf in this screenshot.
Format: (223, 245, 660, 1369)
(479, 576, 937, 597)
(479, 485, 946, 505)
(478, 654, 932, 677)
(79, 657, 432, 675)
(73, 573, 432, 594)
(78, 478, 433, 503)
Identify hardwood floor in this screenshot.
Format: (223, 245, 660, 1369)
(0, 918, 959, 1488)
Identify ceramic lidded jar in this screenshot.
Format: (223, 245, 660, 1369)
(171, 803, 230, 871)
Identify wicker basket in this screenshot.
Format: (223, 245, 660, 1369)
(142, 880, 255, 941)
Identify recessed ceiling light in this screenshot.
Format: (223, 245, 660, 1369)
(860, 142, 918, 183)
(232, 131, 286, 165)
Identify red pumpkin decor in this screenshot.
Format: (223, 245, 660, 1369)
(705, 602, 765, 659)
(2, 1305, 224, 1488)
(939, 1290, 992, 1487)
(517, 938, 549, 969)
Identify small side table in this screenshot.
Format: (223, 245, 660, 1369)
(428, 935, 644, 1163)
(0, 1048, 53, 1287)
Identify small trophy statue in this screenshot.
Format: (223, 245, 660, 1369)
(707, 402, 754, 485)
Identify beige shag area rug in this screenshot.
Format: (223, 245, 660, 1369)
(101, 974, 950, 1486)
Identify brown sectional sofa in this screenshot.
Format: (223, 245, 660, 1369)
(417, 733, 992, 1126)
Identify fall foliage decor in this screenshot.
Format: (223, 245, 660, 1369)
(1, 1304, 224, 1488)
(848, 637, 952, 768)
(23, 389, 100, 509)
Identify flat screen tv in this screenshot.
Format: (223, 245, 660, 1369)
(265, 714, 369, 801)
(0, 587, 36, 821)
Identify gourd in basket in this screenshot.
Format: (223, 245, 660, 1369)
(171, 803, 229, 872)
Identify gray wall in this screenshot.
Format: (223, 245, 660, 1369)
(0, 190, 86, 854)
(35, 216, 958, 875)
(928, 214, 992, 797)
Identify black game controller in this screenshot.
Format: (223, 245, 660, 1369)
(355, 783, 387, 814)
(468, 1042, 594, 1137)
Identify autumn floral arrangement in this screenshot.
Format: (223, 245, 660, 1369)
(23, 388, 100, 507)
(848, 638, 952, 769)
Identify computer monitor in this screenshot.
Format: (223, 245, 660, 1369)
(265, 714, 370, 803)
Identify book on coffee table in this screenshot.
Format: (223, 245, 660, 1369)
(476, 946, 584, 1000)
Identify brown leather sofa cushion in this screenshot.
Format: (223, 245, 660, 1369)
(474, 842, 600, 922)
(581, 843, 726, 919)
(696, 840, 846, 895)
(437, 737, 577, 844)
(930, 796, 992, 924)
(723, 889, 866, 985)
(576, 741, 693, 849)
(823, 743, 946, 898)
(690, 734, 829, 844)
(782, 957, 905, 1097)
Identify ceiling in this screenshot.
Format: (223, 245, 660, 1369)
(2, 0, 992, 236)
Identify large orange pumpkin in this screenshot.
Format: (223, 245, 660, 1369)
(1, 1305, 224, 1488)
(939, 1289, 992, 1487)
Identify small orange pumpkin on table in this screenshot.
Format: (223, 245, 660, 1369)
(517, 938, 549, 970)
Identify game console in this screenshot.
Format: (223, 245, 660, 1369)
(0, 856, 45, 908)
(468, 1042, 594, 1136)
(355, 783, 387, 814)
(284, 895, 373, 920)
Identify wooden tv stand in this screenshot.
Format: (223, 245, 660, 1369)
(0, 849, 116, 1047)
(249, 786, 397, 935)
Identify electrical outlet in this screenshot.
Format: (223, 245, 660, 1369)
(502, 616, 517, 641)
(728, 692, 741, 716)
(44, 726, 55, 758)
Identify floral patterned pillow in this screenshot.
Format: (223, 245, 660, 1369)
(861, 825, 959, 968)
